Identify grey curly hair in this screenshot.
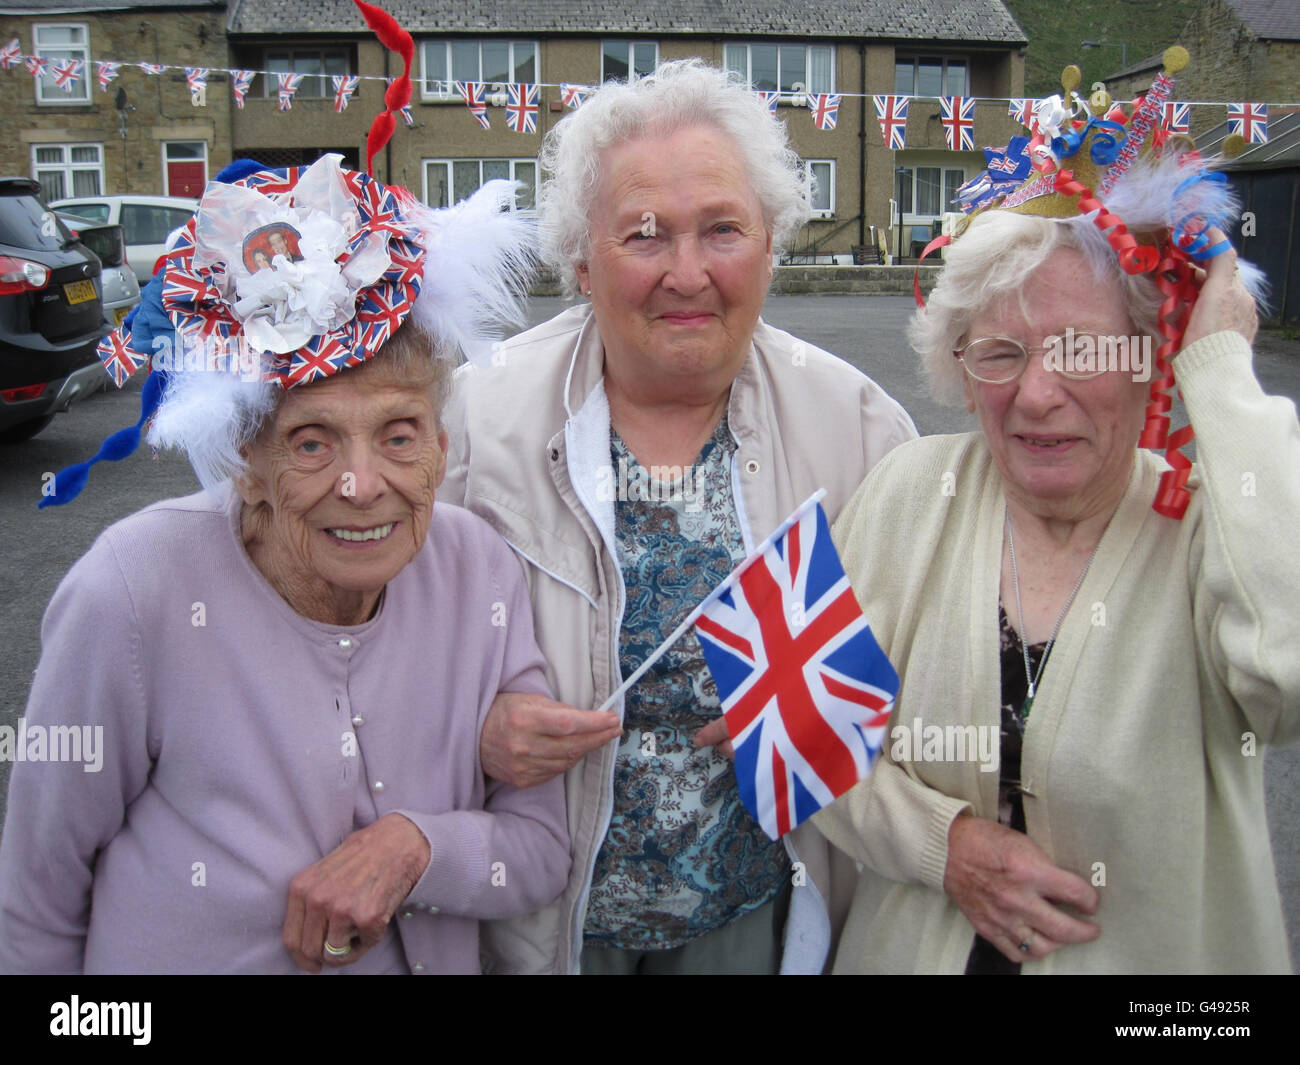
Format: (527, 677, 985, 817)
(537, 59, 813, 296)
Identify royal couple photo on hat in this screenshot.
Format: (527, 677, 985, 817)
(0, 2, 1296, 976)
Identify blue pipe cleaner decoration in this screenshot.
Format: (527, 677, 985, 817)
(38, 159, 272, 509)
(1170, 171, 1233, 260)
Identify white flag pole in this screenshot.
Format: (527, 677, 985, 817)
(594, 488, 827, 714)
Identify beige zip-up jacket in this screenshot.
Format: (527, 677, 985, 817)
(442, 303, 917, 973)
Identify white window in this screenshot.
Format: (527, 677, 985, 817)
(601, 40, 657, 82)
(423, 159, 537, 210)
(894, 56, 968, 97)
(33, 23, 90, 104)
(724, 43, 833, 95)
(263, 47, 350, 98)
(421, 40, 538, 98)
(33, 143, 103, 201)
(895, 165, 965, 218)
(804, 160, 835, 218)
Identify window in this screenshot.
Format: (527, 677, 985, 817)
(32, 143, 103, 201)
(602, 40, 657, 82)
(804, 160, 835, 218)
(33, 23, 90, 104)
(421, 40, 537, 98)
(894, 56, 968, 97)
(121, 203, 195, 246)
(423, 159, 536, 210)
(262, 48, 350, 98)
(895, 165, 966, 218)
(724, 43, 833, 94)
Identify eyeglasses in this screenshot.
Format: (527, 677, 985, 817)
(953, 334, 1115, 384)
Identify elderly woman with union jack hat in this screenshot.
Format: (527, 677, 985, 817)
(0, 3, 568, 975)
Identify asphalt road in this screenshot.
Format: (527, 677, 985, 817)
(2, 293, 1297, 967)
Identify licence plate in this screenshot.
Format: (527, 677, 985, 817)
(64, 279, 96, 305)
(114, 305, 130, 325)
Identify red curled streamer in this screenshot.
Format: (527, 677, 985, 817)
(1052, 168, 1159, 274)
(1143, 250, 1200, 520)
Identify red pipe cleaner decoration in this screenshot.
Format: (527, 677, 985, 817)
(353, 0, 414, 177)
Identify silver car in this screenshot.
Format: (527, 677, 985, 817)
(56, 213, 141, 330)
(48, 194, 198, 284)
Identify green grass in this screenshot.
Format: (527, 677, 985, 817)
(1000, 0, 1197, 96)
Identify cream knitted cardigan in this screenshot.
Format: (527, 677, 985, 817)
(815, 331, 1300, 974)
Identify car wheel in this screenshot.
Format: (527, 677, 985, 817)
(0, 415, 55, 443)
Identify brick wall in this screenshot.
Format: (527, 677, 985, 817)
(0, 8, 233, 198)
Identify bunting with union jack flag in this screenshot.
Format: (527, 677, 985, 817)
(756, 90, 779, 115)
(456, 80, 490, 129)
(808, 93, 841, 131)
(505, 83, 539, 133)
(184, 66, 208, 105)
(561, 82, 591, 109)
(1008, 97, 1035, 128)
(24, 55, 48, 80)
(277, 72, 304, 112)
(693, 494, 898, 839)
(52, 59, 83, 92)
(1161, 101, 1190, 135)
(1227, 102, 1268, 144)
(230, 69, 255, 108)
(0, 38, 20, 71)
(96, 61, 121, 91)
(940, 96, 976, 151)
(872, 94, 909, 149)
(332, 73, 359, 112)
(137, 62, 166, 76)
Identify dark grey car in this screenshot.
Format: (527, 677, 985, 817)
(0, 177, 110, 442)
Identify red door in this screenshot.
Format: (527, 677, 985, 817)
(167, 161, 205, 197)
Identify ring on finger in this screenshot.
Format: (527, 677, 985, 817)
(1017, 930, 1034, 954)
(323, 940, 352, 958)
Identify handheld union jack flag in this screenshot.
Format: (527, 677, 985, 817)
(940, 96, 976, 151)
(24, 55, 49, 79)
(808, 93, 841, 131)
(332, 74, 360, 112)
(561, 83, 591, 109)
(1, 38, 23, 71)
(456, 81, 490, 129)
(873, 95, 910, 149)
(95, 61, 121, 91)
(506, 83, 539, 133)
(137, 63, 166, 76)
(692, 494, 898, 839)
(1161, 101, 1190, 135)
(230, 69, 255, 108)
(52, 59, 84, 92)
(1227, 102, 1268, 144)
(756, 90, 779, 115)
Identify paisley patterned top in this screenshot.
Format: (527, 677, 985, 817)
(583, 416, 790, 950)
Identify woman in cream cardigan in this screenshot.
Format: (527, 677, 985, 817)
(816, 199, 1300, 972)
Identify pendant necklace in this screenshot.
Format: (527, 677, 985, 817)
(1005, 506, 1103, 717)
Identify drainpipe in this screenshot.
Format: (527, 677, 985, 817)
(858, 42, 866, 247)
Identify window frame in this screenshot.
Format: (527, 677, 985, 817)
(33, 22, 91, 105)
(261, 46, 351, 99)
(893, 55, 969, 98)
(723, 42, 835, 95)
(895, 163, 966, 220)
(421, 158, 538, 210)
(32, 142, 104, 201)
(600, 39, 659, 83)
(419, 40, 540, 99)
(803, 159, 835, 219)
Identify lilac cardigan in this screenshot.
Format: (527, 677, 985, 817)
(0, 486, 570, 974)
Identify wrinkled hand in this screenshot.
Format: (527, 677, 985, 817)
(282, 813, 431, 973)
(481, 691, 622, 790)
(692, 717, 734, 759)
(944, 814, 1100, 963)
(1181, 229, 1259, 350)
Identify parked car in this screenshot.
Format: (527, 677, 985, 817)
(0, 177, 110, 442)
(56, 213, 141, 330)
(47, 194, 198, 284)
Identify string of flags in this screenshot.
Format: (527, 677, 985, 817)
(0, 36, 1282, 144)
